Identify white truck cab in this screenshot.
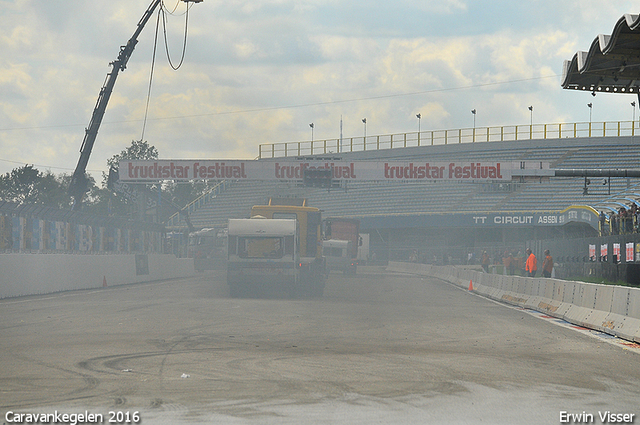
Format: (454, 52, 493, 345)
(323, 239, 357, 275)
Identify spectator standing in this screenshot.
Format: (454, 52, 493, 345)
(621, 208, 630, 234)
(525, 248, 537, 277)
(481, 251, 490, 273)
(507, 252, 515, 275)
(611, 212, 619, 235)
(542, 249, 553, 278)
(515, 250, 524, 275)
(409, 250, 418, 263)
(502, 250, 510, 275)
(599, 211, 607, 236)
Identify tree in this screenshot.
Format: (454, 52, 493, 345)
(87, 140, 160, 217)
(164, 180, 210, 209)
(0, 165, 41, 204)
(89, 139, 211, 221)
(0, 165, 75, 208)
(37, 172, 76, 209)
(106, 140, 158, 174)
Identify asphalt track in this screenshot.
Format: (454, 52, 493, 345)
(1, 266, 639, 424)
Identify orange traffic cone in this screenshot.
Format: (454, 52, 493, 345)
(103, 276, 107, 287)
(468, 280, 473, 291)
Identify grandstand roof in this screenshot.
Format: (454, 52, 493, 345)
(562, 13, 640, 95)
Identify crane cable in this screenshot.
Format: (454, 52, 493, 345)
(161, 0, 191, 71)
(140, 9, 162, 142)
(140, 1, 192, 141)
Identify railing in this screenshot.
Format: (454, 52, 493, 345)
(258, 120, 640, 159)
(165, 180, 230, 229)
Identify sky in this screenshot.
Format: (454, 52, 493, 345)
(0, 0, 638, 181)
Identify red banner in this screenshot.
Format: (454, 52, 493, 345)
(119, 160, 514, 182)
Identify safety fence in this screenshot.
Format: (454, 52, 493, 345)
(259, 120, 640, 158)
(0, 201, 165, 254)
(387, 261, 640, 344)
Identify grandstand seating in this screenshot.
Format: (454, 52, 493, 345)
(173, 136, 640, 229)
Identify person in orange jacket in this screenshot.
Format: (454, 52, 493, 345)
(525, 248, 537, 277)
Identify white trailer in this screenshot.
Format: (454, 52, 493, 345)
(227, 218, 298, 297)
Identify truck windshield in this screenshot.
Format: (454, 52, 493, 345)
(238, 237, 283, 259)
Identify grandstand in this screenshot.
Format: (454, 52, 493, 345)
(173, 135, 640, 226)
(161, 133, 640, 266)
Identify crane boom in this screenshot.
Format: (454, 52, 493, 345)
(69, 0, 203, 210)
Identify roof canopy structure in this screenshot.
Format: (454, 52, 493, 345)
(562, 13, 640, 95)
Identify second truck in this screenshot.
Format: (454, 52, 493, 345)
(323, 217, 360, 275)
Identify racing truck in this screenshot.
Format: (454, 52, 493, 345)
(226, 199, 327, 297)
(323, 217, 360, 274)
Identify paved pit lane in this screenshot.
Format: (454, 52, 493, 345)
(1, 266, 639, 424)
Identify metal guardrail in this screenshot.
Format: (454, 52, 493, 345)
(165, 180, 230, 228)
(258, 120, 640, 159)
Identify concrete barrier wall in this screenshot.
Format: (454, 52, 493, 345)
(0, 253, 195, 299)
(387, 261, 640, 343)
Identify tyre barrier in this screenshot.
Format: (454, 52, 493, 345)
(387, 261, 640, 344)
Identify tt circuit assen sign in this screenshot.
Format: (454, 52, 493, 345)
(119, 160, 513, 182)
(469, 206, 599, 230)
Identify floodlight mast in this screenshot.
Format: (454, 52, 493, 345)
(69, 0, 203, 211)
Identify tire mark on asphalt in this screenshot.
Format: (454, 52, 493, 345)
(2, 355, 103, 409)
